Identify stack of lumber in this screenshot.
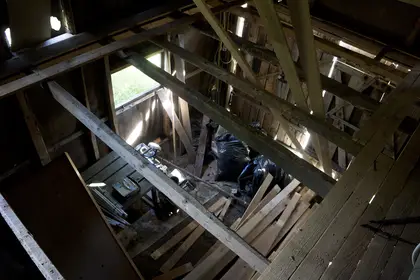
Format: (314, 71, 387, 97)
(150, 197, 232, 280)
(181, 174, 318, 280)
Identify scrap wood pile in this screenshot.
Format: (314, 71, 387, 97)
(149, 174, 318, 280)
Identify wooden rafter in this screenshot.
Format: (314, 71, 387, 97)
(258, 63, 420, 280)
(252, 0, 331, 175)
(173, 34, 193, 141)
(196, 26, 380, 112)
(48, 80, 269, 274)
(16, 91, 51, 165)
(191, 0, 305, 154)
(123, 51, 335, 195)
(231, 6, 407, 83)
(288, 0, 332, 175)
(152, 40, 362, 156)
(0, 1, 241, 98)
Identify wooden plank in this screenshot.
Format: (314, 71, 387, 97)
(0, 2, 239, 98)
(288, 0, 332, 176)
(379, 182, 420, 280)
(125, 53, 335, 196)
(104, 56, 119, 134)
(318, 125, 420, 280)
(49, 81, 268, 274)
(151, 222, 198, 260)
(153, 40, 362, 156)
(174, 34, 193, 141)
(160, 206, 224, 272)
(0, 154, 144, 280)
(239, 184, 282, 229)
(258, 85, 416, 279)
(218, 199, 232, 222)
(153, 263, 194, 280)
(0, 0, 192, 81)
(192, 0, 258, 85)
(221, 193, 301, 280)
(156, 90, 196, 160)
(238, 173, 274, 228)
(184, 182, 298, 280)
(354, 66, 420, 145)
(88, 158, 128, 183)
(348, 165, 420, 280)
(288, 153, 394, 280)
(16, 91, 51, 165)
(193, 115, 210, 176)
(199, 28, 380, 113)
(81, 151, 120, 181)
(80, 67, 100, 160)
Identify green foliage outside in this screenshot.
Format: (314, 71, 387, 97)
(111, 53, 162, 107)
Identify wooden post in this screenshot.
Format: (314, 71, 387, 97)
(48, 80, 269, 274)
(16, 91, 51, 165)
(288, 0, 332, 175)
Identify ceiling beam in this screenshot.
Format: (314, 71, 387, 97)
(0, 1, 242, 99)
(288, 0, 332, 175)
(253, 0, 332, 175)
(196, 26, 380, 112)
(231, 6, 407, 83)
(124, 51, 335, 195)
(48, 80, 269, 274)
(190, 0, 305, 154)
(152, 39, 363, 156)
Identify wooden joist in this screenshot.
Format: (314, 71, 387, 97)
(0, 1, 241, 98)
(184, 181, 299, 280)
(48, 81, 269, 274)
(124, 51, 335, 196)
(192, 0, 258, 85)
(288, 0, 332, 176)
(318, 125, 420, 280)
(197, 26, 380, 112)
(258, 69, 420, 280)
(173, 34, 193, 141)
(152, 40, 362, 156)
(16, 91, 51, 165)
(190, 0, 305, 154)
(154, 89, 195, 160)
(232, 5, 409, 82)
(193, 115, 210, 177)
(0, 0, 194, 81)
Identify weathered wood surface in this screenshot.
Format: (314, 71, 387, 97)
(49, 81, 268, 273)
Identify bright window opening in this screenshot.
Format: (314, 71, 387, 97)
(4, 27, 11, 47)
(50, 16, 61, 31)
(111, 52, 162, 107)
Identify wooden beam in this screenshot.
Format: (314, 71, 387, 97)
(122, 52, 334, 195)
(173, 34, 193, 141)
(0, 0, 195, 81)
(192, 0, 258, 85)
(288, 0, 332, 175)
(196, 26, 380, 112)
(152, 40, 362, 156)
(257, 66, 420, 280)
(48, 81, 269, 274)
(232, 6, 407, 83)
(80, 67, 100, 161)
(16, 91, 51, 165)
(0, 1, 242, 98)
(190, 0, 304, 153)
(155, 89, 196, 161)
(193, 115, 210, 176)
(103, 56, 119, 134)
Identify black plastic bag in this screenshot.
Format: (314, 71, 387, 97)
(238, 155, 292, 197)
(214, 133, 250, 182)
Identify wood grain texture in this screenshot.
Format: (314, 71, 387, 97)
(49, 81, 269, 274)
